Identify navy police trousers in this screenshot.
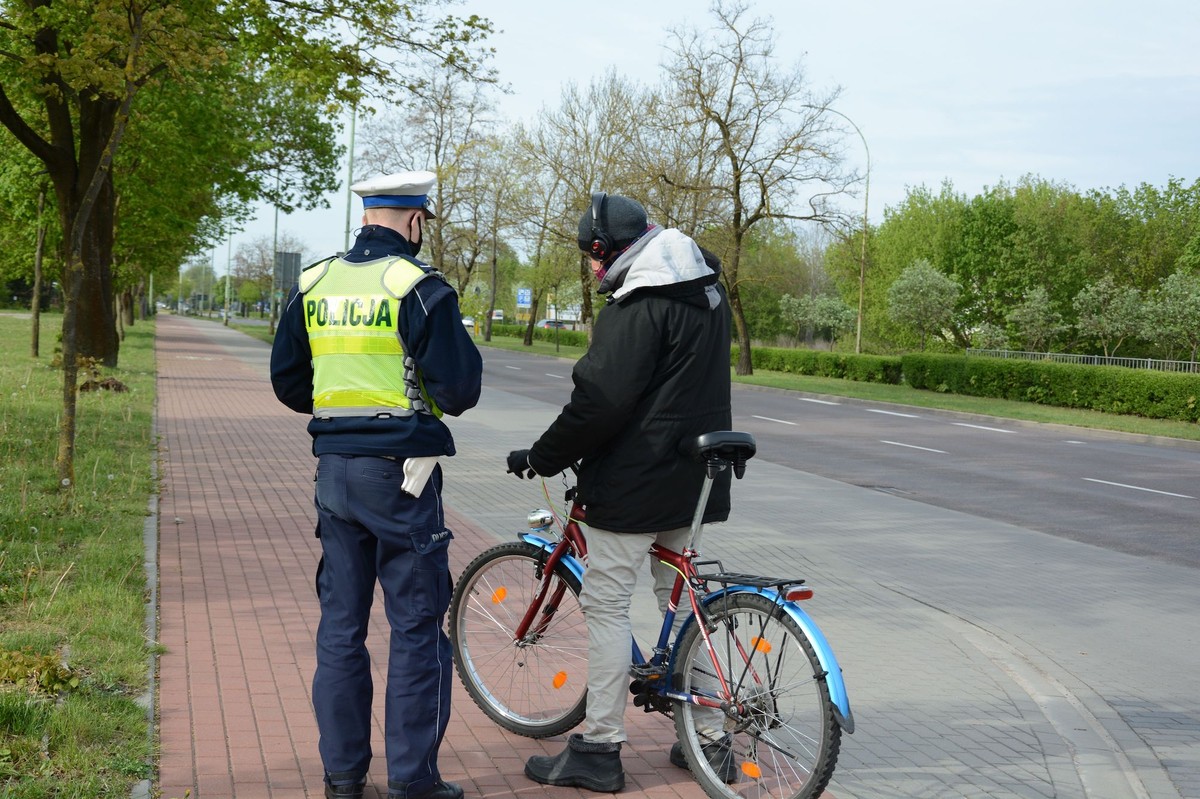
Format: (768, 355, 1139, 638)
(312, 454, 453, 795)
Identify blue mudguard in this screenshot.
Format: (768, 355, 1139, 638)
(518, 533, 585, 583)
(679, 585, 855, 734)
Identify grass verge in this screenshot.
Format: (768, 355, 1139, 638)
(0, 312, 157, 798)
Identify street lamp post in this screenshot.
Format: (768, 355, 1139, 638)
(344, 103, 357, 254)
(815, 106, 870, 354)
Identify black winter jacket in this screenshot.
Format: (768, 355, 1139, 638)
(527, 227, 732, 533)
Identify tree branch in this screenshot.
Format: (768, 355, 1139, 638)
(0, 83, 54, 164)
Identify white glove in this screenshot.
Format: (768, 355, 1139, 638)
(401, 456, 440, 497)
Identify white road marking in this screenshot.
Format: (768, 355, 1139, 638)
(867, 409, 920, 418)
(880, 440, 947, 454)
(504, 365, 521, 370)
(1082, 478, 1194, 499)
(545, 373, 565, 379)
(798, 398, 840, 405)
(953, 423, 1015, 434)
(752, 415, 798, 426)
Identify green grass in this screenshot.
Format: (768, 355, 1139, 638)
(0, 312, 156, 798)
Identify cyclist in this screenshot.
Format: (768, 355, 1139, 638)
(506, 192, 732, 792)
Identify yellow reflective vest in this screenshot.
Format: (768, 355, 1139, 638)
(299, 255, 442, 419)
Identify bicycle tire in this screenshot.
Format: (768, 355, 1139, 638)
(448, 541, 588, 738)
(672, 592, 841, 799)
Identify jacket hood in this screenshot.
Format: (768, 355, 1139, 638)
(599, 227, 722, 309)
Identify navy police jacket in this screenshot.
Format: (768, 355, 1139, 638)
(270, 225, 482, 457)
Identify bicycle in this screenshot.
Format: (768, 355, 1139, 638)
(448, 431, 854, 799)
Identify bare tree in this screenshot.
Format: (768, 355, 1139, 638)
(514, 71, 644, 326)
(475, 133, 524, 339)
(231, 233, 312, 316)
(359, 64, 498, 291)
(659, 0, 857, 374)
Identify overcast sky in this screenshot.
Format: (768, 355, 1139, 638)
(229, 0, 1200, 268)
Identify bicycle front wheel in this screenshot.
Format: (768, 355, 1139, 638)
(672, 592, 841, 799)
(448, 541, 588, 738)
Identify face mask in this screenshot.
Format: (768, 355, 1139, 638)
(410, 217, 423, 256)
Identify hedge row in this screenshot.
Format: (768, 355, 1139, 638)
(734, 345, 904, 385)
(485, 330, 1198, 423)
(490, 323, 590, 348)
(902, 353, 1200, 423)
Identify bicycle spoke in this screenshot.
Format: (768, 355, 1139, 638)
(674, 593, 841, 799)
(450, 543, 589, 738)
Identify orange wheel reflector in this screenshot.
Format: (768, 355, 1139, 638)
(742, 761, 762, 779)
(785, 587, 814, 601)
(491, 587, 507, 604)
(751, 636, 772, 654)
(553, 672, 568, 689)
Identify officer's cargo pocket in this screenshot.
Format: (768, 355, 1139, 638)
(410, 526, 453, 617)
(412, 566, 451, 617)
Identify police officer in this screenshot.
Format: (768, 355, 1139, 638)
(271, 170, 482, 799)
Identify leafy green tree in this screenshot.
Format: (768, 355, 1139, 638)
(779, 294, 855, 347)
(1006, 286, 1067, 352)
(830, 182, 963, 351)
(1144, 269, 1200, 362)
(1072, 275, 1145, 356)
(0, 0, 492, 485)
(1110, 178, 1200, 289)
(970, 322, 1009, 350)
(886, 259, 961, 351)
(731, 222, 818, 343)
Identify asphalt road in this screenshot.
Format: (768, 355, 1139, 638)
(479, 346, 1200, 568)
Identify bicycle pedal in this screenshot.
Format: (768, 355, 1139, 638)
(629, 664, 668, 680)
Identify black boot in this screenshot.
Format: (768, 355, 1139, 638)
(669, 735, 740, 784)
(389, 780, 464, 799)
(325, 780, 365, 798)
(525, 733, 625, 792)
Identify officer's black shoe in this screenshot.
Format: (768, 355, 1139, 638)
(324, 781, 365, 799)
(669, 735, 740, 784)
(525, 733, 625, 792)
(389, 779, 464, 799)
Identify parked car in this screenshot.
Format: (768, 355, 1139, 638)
(535, 319, 568, 329)
(461, 316, 476, 333)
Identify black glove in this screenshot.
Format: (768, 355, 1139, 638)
(506, 449, 537, 479)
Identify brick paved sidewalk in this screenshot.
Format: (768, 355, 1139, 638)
(154, 315, 716, 799)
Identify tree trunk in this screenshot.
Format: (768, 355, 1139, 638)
(578, 255, 594, 327)
(55, 252, 83, 488)
(31, 189, 46, 359)
(122, 288, 136, 327)
(728, 280, 753, 376)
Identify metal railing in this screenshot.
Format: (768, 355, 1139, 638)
(966, 349, 1200, 373)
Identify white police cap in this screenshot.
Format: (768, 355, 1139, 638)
(351, 170, 437, 218)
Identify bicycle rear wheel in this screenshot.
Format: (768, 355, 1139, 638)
(672, 592, 841, 799)
(448, 541, 588, 738)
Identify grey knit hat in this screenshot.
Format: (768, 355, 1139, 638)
(577, 193, 649, 258)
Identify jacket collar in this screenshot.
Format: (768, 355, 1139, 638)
(343, 225, 417, 262)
